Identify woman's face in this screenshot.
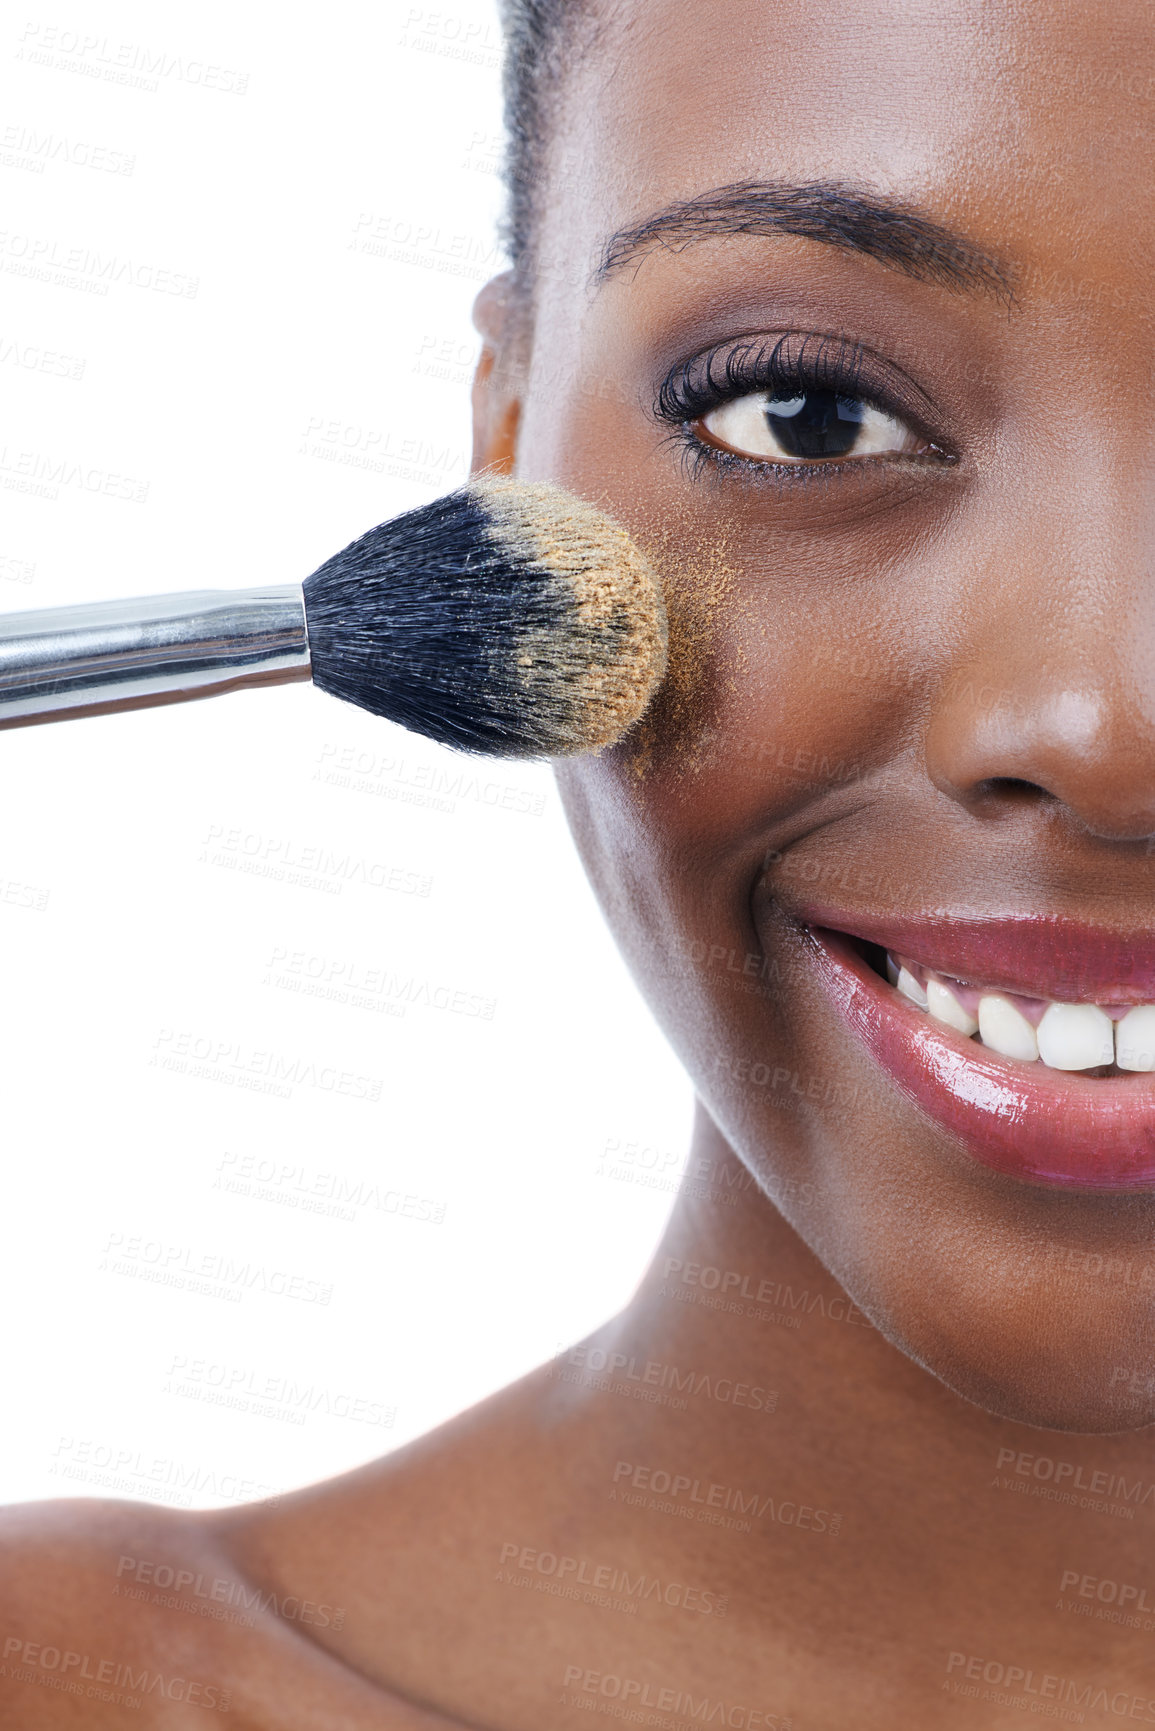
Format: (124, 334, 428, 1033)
(495, 0, 1155, 1431)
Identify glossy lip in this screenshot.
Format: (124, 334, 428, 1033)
(790, 905, 1155, 1004)
(802, 925, 1155, 1192)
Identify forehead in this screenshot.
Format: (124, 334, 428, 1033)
(539, 0, 1155, 295)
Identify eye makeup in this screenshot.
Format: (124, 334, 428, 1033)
(700, 391, 929, 465)
(651, 328, 958, 481)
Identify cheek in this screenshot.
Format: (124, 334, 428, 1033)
(553, 753, 843, 1283)
(622, 550, 911, 829)
(552, 742, 774, 1080)
(551, 521, 915, 997)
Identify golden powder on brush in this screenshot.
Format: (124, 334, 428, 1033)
(474, 476, 668, 755)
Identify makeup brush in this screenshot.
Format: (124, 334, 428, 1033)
(0, 476, 667, 757)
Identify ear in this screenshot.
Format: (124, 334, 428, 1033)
(470, 271, 523, 476)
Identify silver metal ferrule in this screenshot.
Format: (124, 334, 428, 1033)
(0, 585, 311, 727)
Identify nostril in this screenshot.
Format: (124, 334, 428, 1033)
(973, 777, 1055, 804)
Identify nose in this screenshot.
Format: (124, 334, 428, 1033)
(924, 510, 1155, 843)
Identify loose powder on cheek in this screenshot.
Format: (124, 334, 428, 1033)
(626, 531, 747, 780)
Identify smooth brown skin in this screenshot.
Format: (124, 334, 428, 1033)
(4, 2, 1155, 1725)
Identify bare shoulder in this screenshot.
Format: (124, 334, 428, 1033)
(0, 1494, 479, 1728)
(0, 1496, 236, 1725)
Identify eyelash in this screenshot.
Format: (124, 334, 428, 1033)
(654, 332, 950, 481)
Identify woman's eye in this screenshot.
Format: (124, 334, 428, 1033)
(697, 390, 927, 463)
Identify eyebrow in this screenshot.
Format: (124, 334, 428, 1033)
(594, 179, 1015, 304)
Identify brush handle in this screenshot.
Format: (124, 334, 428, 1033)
(0, 586, 311, 726)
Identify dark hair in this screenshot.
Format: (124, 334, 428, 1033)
(498, 0, 589, 282)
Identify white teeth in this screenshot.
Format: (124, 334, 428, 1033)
(1116, 1006, 1155, 1072)
(926, 977, 980, 1036)
(977, 994, 1039, 1062)
(1036, 1002, 1115, 1071)
(896, 966, 928, 1009)
(886, 952, 1155, 1077)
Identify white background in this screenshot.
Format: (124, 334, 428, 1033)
(0, 0, 693, 1509)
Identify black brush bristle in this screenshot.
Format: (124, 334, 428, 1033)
(301, 481, 665, 759)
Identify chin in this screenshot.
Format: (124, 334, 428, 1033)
(789, 1223, 1155, 1435)
(914, 1336, 1149, 1433)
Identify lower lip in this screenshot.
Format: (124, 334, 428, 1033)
(804, 927, 1155, 1192)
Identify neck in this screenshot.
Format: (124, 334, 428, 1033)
(578, 1103, 1155, 1658)
(222, 1102, 1155, 1724)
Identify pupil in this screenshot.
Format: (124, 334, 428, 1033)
(764, 392, 863, 458)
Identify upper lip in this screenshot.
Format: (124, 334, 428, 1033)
(781, 901, 1155, 1003)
